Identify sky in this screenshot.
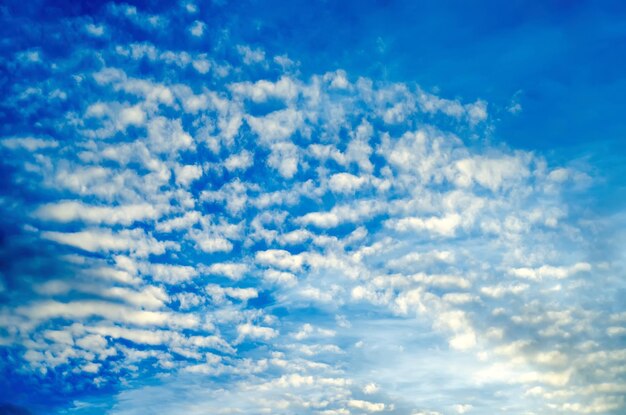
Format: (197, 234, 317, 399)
(0, 0, 625, 414)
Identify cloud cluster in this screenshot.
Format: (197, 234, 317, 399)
(0, 2, 623, 414)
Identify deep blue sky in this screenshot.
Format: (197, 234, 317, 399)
(1, 1, 625, 414)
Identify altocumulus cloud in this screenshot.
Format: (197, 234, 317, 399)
(0, 1, 624, 415)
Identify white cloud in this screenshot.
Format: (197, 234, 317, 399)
(35, 201, 159, 225)
(206, 284, 258, 302)
(255, 249, 303, 272)
(119, 105, 146, 128)
(387, 214, 462, 237)
(224, 150, 253, 172)
(268, 141, 300, 178)
(148, 263, 198, 284)
(85, 23, 105, 37)
(452, 155, 529, 191)
(192, 56, 211, 74)
(363, 382, 379, 394)
(1, 136, 58, 151)
(229, 76, 298, 103)
(299, 286, 335, 303)
(328, 173, 367, 193)
(442, 293, 477, 305)
(466, 100, 487, 125)
(201, 179, 249, 215)
(147, 117, 194, 154)
(387, 250, 455, 270)
(246, 108, 302, 142)
(298, 200, 383, 229)
(175, 164, 203, 186)
(3, 32, 617, 415)
(411, 273, 470, 289)
(263, 269, 297, 286)
(453, 404, 473, 414)
(205, 262, 248, 280)
(156, 211, 201, 232)
(41, 228, 173, 257)
(509, 262, 591, 280)
(76, 334, 108, 352)
(327, 70, 350, 89)
(480, 283, 529, 298)
(548, 167, 570, 182)
(189, 20, 205, 37)
(19, 300, 198, 328)
(347, 399, 385, 412)
(102, 285, 168, 309)
(276, 229, 311, 246)
(191, 233, 233, 253)
(236, 45, 265, 65)
(236, 323, 277, 342)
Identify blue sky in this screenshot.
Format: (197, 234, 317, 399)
(0, 1, 625, 414)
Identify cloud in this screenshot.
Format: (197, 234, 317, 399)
(205, 262, 248, 280)
(1, 137, 58, 151)
(206, 284, 258, 302)
(480, 283, 529, 298)
(0, 5, 620, 414)
(188, 20, 205, 37)
(119, 105, 146, 128)
(255, 249, 304, 272)
(229, 76, 298, 103)
(298, 200, 383, 229)
(508, 262, 592, 280)
(386, 214, 462, 237)
(224, 150, 253, 172)
(236, 323, 278, 342)
(347, 399, 386, 412)
(236, 45, 265, 65)
(144, 263, 198, 284)
(174, 164, 203, 186)
(85, 23, 106, 37)
(18, 300, 198, 328)
(263, 269, 297, 286)
(451, 155, 530, 192)
(155, 211, 201, 233)
(362, 382, 379, 394)
(453, 404, 473, 414)
(34, 201, 160, 225)
(328, 173, 367, 194)
(41, 228, 173, 257)
(268, 141, 300, 178)
(246, 108, 302, 142)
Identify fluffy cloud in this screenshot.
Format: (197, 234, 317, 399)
(508, 262, 592, 280)
(0, 5, 620, 415)
(41, 228, 173, 257)
(35, 201, 160, 225)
